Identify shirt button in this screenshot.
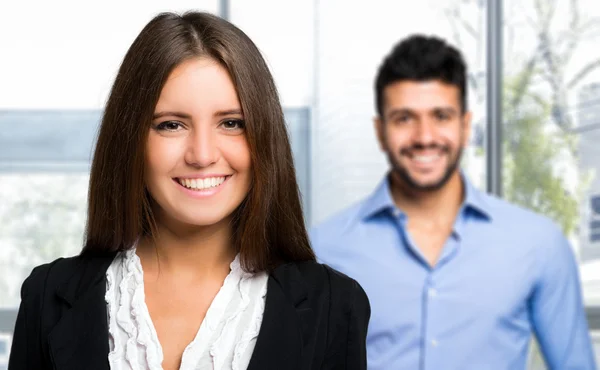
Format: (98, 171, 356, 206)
(431, 339, 439, 347)
(428, 288, 437, 297)
(393, 208, 401, 218)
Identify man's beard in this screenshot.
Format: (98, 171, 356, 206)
(388, 145, 463, 192)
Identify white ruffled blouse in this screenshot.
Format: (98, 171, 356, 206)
(105, 249, 268, 370)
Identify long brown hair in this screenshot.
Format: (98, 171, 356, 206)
(83, 11, 315, 272)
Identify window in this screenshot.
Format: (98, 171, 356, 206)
(0, 111, 97, 307)
(0, 331, 11, 369)
(500, 0, 600, 366)
(284, 107, 312, 222)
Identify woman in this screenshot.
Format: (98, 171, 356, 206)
(8, 11, 370, 370)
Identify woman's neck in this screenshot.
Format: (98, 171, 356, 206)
(136, 215, 237, 282)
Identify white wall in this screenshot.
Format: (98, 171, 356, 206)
(230, 0, 315, 109)
(0, 0, 220, 109)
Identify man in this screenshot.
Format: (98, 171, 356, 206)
(310, 35, 596, 369)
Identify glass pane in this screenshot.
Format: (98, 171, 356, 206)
(283, 108, 312, 222)
(501, 0, 600, 367)
(0, 174, 88, 307)
(0, 333, 9, 366)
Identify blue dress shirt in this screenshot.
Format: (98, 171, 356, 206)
(310, 175, 596, 370)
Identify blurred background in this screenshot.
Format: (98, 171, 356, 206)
(1, 0, 600, 368)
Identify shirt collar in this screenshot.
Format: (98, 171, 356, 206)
(358, 175, 397, 221)
(359, 171, 493, 221)
(461, 173, 493, 221)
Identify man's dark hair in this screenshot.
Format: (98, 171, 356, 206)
(375, 34, 468, 116)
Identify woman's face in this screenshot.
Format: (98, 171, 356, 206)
(144, 57, 252, 230)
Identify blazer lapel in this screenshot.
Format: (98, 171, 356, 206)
(47, 255, 314, 369)
(48, 253, 116, 370)
(247, 262, 315, 370)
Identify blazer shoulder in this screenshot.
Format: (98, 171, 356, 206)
(295, 261, 363, 289)
(21, 252, 117, 301)
(19, 256, 81, 300)
(291, 261, 369, 311)
(323, 264, 370, 313)
(292, 261, 370, 368)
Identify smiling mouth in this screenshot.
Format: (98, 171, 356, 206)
(175, 176, 230, 191)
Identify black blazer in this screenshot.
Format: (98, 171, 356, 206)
(8, 253, 370, 370)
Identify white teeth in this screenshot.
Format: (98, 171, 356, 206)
(413, 155, 439, 163)
(178, 177, 226, 190)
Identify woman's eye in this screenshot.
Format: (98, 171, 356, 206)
(221, 119, 245, 130)
(155, 121, 183, 131)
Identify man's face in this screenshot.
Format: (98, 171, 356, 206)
(375, 80, 471, 192)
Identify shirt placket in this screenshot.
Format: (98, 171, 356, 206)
(392, 207, 463, 370)
(421, 235, 460, 370)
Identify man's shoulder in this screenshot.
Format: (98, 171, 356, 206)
(479, 191, 565, 239)
(310, 200, 367, 242)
